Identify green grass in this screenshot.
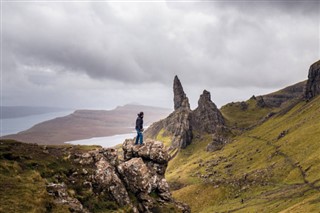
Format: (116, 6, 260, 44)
(163, 96, 320, 212)
(0, 140, 121, 213)
(156, 129, 173, 148)
(221, 98, 275, 130)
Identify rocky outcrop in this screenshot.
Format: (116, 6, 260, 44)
(145, 76, 193, 149)
(145, 76, 226, 151)
(305, 60, 320, 100)
(48, 140, 190, 213)
(191, 90, 225, 134)
(122, 139, 169, 163)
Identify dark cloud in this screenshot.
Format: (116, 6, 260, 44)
(2, 1, 319, 108)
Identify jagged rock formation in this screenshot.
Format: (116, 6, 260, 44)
(191, 90, 225, 134)
(48, 140, 190, 213)
(145, 76, 226, 151)
(305, 60, 320, 100)
(145, 76, 193, 149)
(174, 75, 189, 110)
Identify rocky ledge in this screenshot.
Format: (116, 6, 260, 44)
(48, 139, 190, 213)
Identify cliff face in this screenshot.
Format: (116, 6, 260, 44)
(305, 60, 320, 100)
(145, 76, 225, 150)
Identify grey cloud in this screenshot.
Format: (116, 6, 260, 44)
(2, 1, 319, 108)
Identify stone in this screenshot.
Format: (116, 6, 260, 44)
(157, 178, 172, 201)
(277, 130, 289, 140)
(117, 157, 152, 194)
(145, 106, 193, 150)
(240, 101, 248, 110)
(122, 139, 169, 164)
(256, 96, 266, 108)
(191, 90, 225, 134)
(94, 158, 131, 206)
(305, 60, 320, 100)
(47, 183, 89, 213)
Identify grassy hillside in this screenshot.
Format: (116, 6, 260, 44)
(163, 95, 320, 212)
(220, 81, 305, 131)
(220, 98, 275, 130)
(0, 141, 125, 213)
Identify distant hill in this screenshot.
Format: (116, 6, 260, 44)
(1, 106, 70, 119)
(1, 104, 171, 145)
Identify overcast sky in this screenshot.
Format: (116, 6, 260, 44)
(2, 0, 319, 110)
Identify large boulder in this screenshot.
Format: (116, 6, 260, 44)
(117, 157, 152, 194)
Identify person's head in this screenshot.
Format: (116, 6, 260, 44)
(138, 112, 144, 118)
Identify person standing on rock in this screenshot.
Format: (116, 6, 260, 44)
(135, 112, 144, 145)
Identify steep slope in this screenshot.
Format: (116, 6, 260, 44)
(220, 80, 306, 130)
(166, 95, 320, 212)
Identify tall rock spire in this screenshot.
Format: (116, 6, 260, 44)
(305, 60, 320, 100)
(173, 76, 189, 110)
(145, 76, 225, 151)
(191, 90, 225, 134)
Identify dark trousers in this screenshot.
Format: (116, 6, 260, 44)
(135, 129, 143, 144)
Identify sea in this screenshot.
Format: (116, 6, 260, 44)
(0, 110, 75, 136)
(0, 111, 137, 148)
(65, 132, 136, 147)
